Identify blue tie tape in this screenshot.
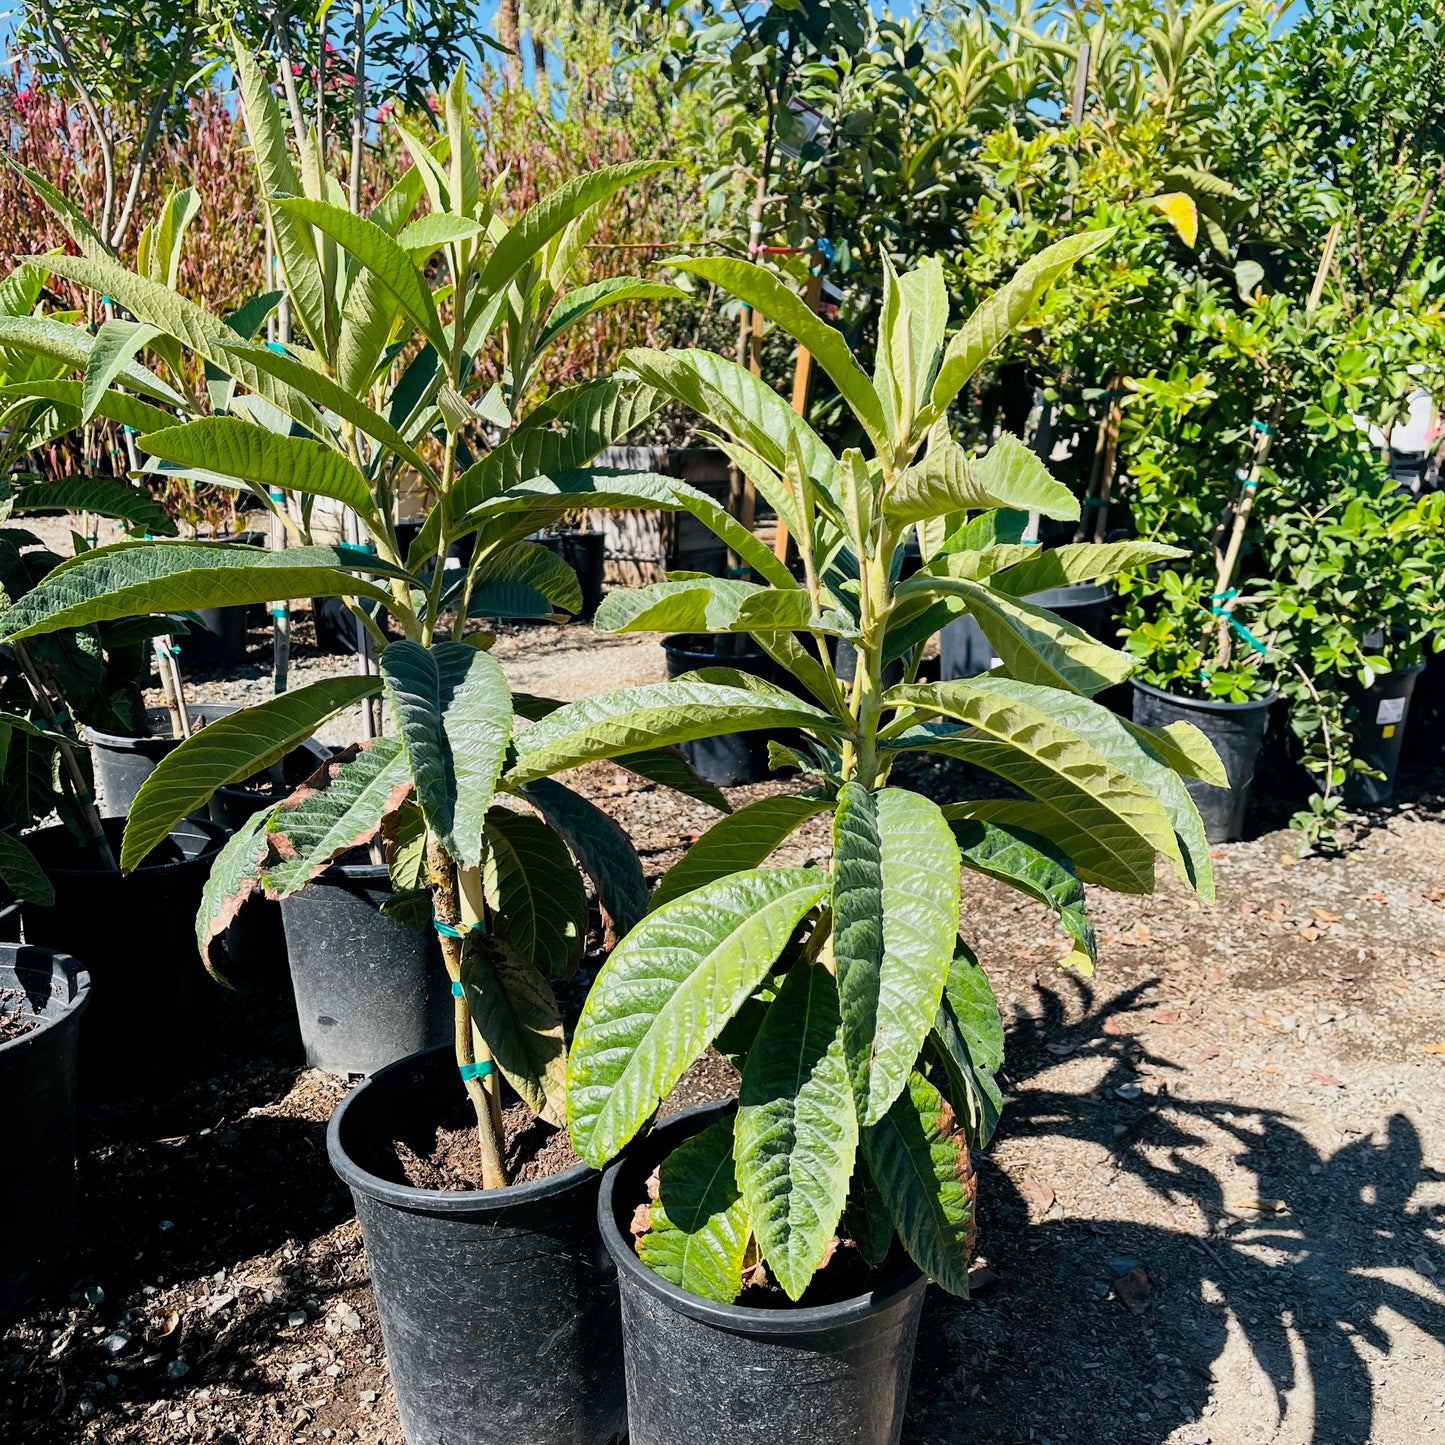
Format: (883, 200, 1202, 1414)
(459, 1060, 494, 1081)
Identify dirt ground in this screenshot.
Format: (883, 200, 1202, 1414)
(4, 617, 1444, 1445)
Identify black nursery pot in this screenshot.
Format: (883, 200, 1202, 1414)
(279, 858, 451, 1077)
(1132, 680, 1273, 844)
(662, 634, 783, 786)
(1346, 662, 1426, 807)
(18, 818, 224, 1079)
(600, 1102, 927, 1445)
(175, 604, 248, 668)
(0, 945, 89, 1327)
(327, 1045, 627, 1445)
(539, 529, 606, 617)
(86, 701, 239, 817)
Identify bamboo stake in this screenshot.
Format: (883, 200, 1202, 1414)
(1211, 222, 1341, 668)
(151, 636, 192, 739)
(773, 260, 825, 564)
(1074, 374, 1123, 543)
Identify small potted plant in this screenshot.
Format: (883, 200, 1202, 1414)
(557, 238, 1220, 1441)
(0, 46, 792, 1445)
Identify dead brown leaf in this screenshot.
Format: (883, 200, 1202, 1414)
(1112, 1266, 1152, 1313)
(1020, 1175, 1056, 1215)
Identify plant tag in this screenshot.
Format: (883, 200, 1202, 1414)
(1376, 697, 1406, 726)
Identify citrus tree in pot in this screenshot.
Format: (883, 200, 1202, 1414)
(558, 239, 1221, 1443)
(0, 47, 802, 1444)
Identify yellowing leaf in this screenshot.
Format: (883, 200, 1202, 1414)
(1149, 192, 1198, 248)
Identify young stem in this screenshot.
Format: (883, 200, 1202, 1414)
(13, 640, 116, 870)
(846, 526, 899, 789)
(428, 840, 507, 1188)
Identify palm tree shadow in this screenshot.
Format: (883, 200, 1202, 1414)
(905, 976, 1445, 1444)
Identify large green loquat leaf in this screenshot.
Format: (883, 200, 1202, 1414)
(477, 161, 675, 299)
(637, 1116, 752, 1304)
(886, 680, 1180, 891)
(930, 942, 1004, 1147)
(538, 278, 688, 351)
(467, 541, 583, 618)
(0, 314, 186, 407)
(895, 574, 1133, 695)
(989, 540, 1184, 598)
(82, 319, 161, 424)
(462, 936, 568, 1127)
(446, 378, 661, 522)
(11, 475, 174, 536)
(1123, 718, 1228, 788)
(271, 197, 447, 354)
(263, 740, 412, 898)
(649, 794, 832, 912)
(862, 1071, 974, 1296)
(483, 805, 587, 979)
(216, 337, 435, 478)
(832, 784, 962, 1128)
(232, 40, 327, 351)
(32, 254, 332, 434)
(379, 641, 512, 870)
(949, 816, 1096, 971)
(0, 380, 173, 438)
(926, 229, 1116, 425)
(1, 542, 396, 641)
(523, 778, 649, 944)
(505, 680, 843, 786)
(121, 676, 381, 871)
(566, 867, 828, 1166)
(0, 831, 53, 906)
(736, 962, 857, 1300)
(962, 677, 1213, 896)
(885, 430, 1078, 527)
(669, 258, 888, 453)
(140, 419, 378, 518)
(195, 809, 272, 972)
(594, 578, 809, 637)
(620, 347, 839, 502)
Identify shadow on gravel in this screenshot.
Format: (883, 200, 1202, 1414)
(906, 976, 1445, 1444)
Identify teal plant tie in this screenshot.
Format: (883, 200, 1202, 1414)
(1250, 418, 1274, 435)
(271, 606, 288, 620)
(1209, 590, 1270, 657)
(451, 980, 465, 998)
(459, 1060, 494, 1081)
(434, 916, 484, 939)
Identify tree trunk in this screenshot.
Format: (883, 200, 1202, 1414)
(497, 0, 524, 88)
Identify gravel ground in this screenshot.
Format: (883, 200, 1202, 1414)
(3, 610, 1443, 1445)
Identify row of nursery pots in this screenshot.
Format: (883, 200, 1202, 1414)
(6, 710, 933, 1445)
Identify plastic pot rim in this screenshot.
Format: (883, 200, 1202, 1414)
(0, 945, 91, 1059)
(326, 1042, 599, 1217)
(598, 1099, 926, 1336)
(82, 702, 241, 750)
(22, 816, 228, 879)
(1131, 678, 1279, 716)
(661, 633, 771, 664)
